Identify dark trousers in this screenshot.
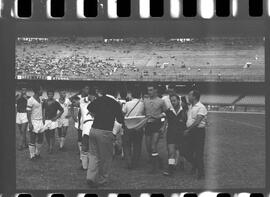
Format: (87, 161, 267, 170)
(77, 129, 82, 142)
(122, 129, 143, 167)
(82, 134, 89, 152)
(183, 127, 205, 175)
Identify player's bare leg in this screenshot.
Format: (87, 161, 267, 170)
(17, 124, 23, 150)
(35, 133, 44, 159)
(149, 132, 162, 173)
(145, 135, 152, 163)
(17, 123, 28, 150)
(49, 129, 56, 154)
(29, 131, 37, 160)
(176, 148, 185, 171)
(163, 144, 176, 176)
(60, 126, 68, 150)
(81, 134, 89, 170)
(21, 122, 28, 149)
(57, 127, 62, 149)
(45, 130, 50, 152)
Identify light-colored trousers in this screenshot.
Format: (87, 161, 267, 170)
(86, 127, 114, 184)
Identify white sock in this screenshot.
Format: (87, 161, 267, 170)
(29, 144, 36, 158)
(81, 151, 88, 169)
(168, 158, 176, 165)
(152, 153, 159, 157)
(60, 137, 65, 148)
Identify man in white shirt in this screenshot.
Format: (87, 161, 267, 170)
(71, 86, 90, 158)
(122, 90, 145, 169)
(80, 94, 95, 170)
(26, 86, 44, 160)
(184, 89, 207, 180)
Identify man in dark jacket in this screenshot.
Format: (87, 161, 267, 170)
(86, 86, 124, 188)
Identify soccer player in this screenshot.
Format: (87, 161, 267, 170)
(27, 86, 44, 160)
(16, 87, 29, 150)
(57, 90, 72, 150)
(80, 93, 95, 170)
(162, 94, 188, 176)
(184, 90, 208, 180)
(42, 90, 64, 154)
(144, 84, 167, 173)
(75, 86, 90, 157)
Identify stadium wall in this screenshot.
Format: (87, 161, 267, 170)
(16, 80, 265, 95)
(16, 80, 265, 113)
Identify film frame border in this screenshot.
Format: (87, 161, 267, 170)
(1, 0, 270, 20)
(0, 0, 269, 196)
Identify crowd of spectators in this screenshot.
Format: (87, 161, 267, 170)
(16, 37, 264, 81)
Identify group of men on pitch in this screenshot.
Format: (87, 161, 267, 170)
(16, 84, 207, 188)
(16, 87, 72, 157)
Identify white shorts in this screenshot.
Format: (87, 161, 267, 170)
(82, 120, 93, 136)
(16, 113, 28, 124)
(31, 119, 44, 134)
(43, 120, 59, 131)
(58, 118, 69, 127)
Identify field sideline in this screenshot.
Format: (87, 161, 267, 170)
(16, 112, 265, 190)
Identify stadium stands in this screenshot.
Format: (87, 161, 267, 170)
(200, 94, 239, 105)
(15, 37, 265, 82)
(235, 95, 265, 106)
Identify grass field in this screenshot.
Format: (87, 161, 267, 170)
(16, 112, 265, 190)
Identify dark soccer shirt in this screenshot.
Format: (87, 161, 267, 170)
(87, 95, 124, 131)
(165, 108, 187, 134)
(42, 100, 63, 120)
(16, 96, 28, 113)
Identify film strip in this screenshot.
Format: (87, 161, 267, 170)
(0, 0, 269, 197)
(0, 0, 268, 19)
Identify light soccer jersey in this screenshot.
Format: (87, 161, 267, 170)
(57, 98, 71, 119)
(80, 98, 93, 123)
(27, 96, 43, 120)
